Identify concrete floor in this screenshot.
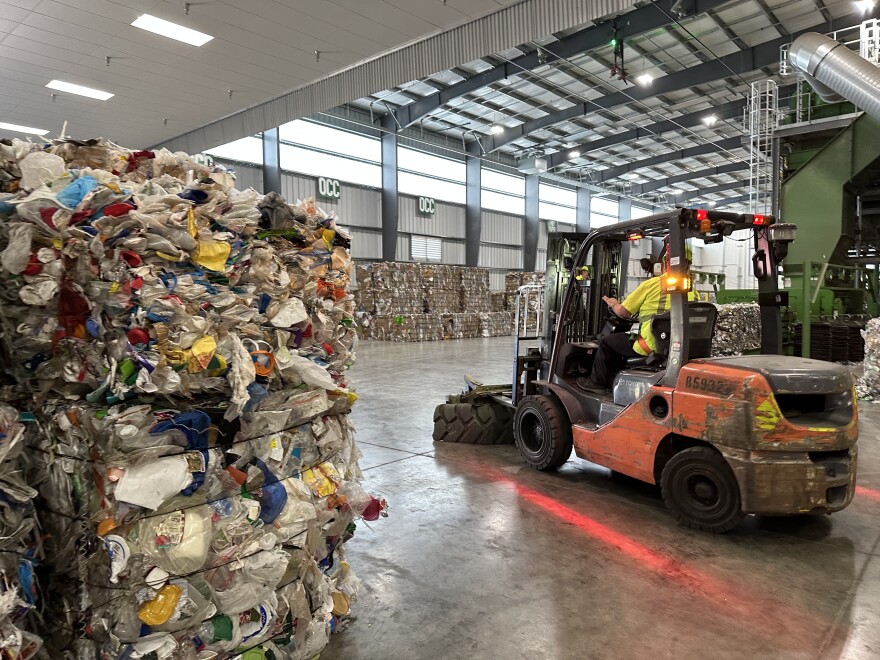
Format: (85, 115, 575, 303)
(323, 337, 880, 660)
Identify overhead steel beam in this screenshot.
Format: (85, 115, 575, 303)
(712, 194, 751, 208)
(481, 11, 865, 153)
(677, 181, 748, 202)
(390, 0, 731, 129)
(549, 83, 796, 170)
(590, 136, 743, 183)
(547, 99, 745, 169)
(629, 161, 748, 195)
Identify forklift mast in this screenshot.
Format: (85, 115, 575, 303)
(541, 232, 590, 359)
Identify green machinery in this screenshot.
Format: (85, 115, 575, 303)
(716, 103, 880, 358)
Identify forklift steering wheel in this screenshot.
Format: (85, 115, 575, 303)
(606, 306, 633, 329)
(599, 306, 634, 338)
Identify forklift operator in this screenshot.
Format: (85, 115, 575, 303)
(577, 244, 695, 393)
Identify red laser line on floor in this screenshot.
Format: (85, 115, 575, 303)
(513, 481, 828, 630)
(478, 468, 833, 645)
(856, 485, 880, 502)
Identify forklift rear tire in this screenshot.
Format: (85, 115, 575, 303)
(514, 395, 573, 471)
(660, 447, 745, 533)
(432, 403, 514, 445)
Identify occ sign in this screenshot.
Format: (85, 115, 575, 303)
(317, 177, 341, 200)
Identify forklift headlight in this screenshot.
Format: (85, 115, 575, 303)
(768, 224, 796, 262)
(662, 275, 692, 293)
(768, 223, 796, 243)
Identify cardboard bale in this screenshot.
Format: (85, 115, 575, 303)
(480, 311, 514, 337)
(424, 288, 459, 314)
(505, 271, 545, 293)
(459, 266, 490, 292)
(354, 264, 372, 289)
(441, 312, 481, 339)
(367, 313, 443, 341)
(458, 266, 492, 314)
(420, 263, 460, 289)
(491, 292, 508, 312)
(351, 287, 374, 310)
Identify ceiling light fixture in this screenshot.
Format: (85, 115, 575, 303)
(131, 14, 214, 47)
(491, 124, 505, 135)
(703, 114, 718, 126)
(856, 0, 874, 13)
(45, 80, 114, 100)
(569, 150, 581, 159)
(707, 200, 716, 207)
(0, 122, 48, 136)
(670, 188, 683, 195)
(636, 73, 653, 86)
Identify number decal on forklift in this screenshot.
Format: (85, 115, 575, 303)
(684, 375, 734, 396)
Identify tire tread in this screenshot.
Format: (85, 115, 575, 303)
(433, 403, 514, 445)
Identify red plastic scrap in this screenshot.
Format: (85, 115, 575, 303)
(56, 280, 91, 338)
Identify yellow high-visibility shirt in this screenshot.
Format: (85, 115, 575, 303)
(621, 276, 698, 355)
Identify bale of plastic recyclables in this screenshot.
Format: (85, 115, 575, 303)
(711, 303, 761, 357)
(0, 404, 43, 659)
(0, 137, 386, 659)
(857, 317, 880, 400)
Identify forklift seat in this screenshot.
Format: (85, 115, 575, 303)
(625, 302, 717, 367)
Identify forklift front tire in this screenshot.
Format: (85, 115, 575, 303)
(660, 446, 745, 533)
(514, 395, 573, 471)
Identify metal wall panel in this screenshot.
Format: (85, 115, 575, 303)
(479, 244, 523, 270)
(281, 173, 316, 201)
(442, 240, 466, 265)
(396, 234, 411, 262)
(158, 0, 633, 155)
(536, 250, 547, 272)
(482, 211, 524, 245)
(399, 196, 465, 238)
(334, 186, 381, 229)
(349, 229, 383, 260)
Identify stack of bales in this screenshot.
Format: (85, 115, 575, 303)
(354, 263, 504, 341)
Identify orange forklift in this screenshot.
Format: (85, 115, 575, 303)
(434, 208, 859, 532)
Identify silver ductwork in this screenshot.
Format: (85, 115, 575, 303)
(788, 32, 880, 121)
